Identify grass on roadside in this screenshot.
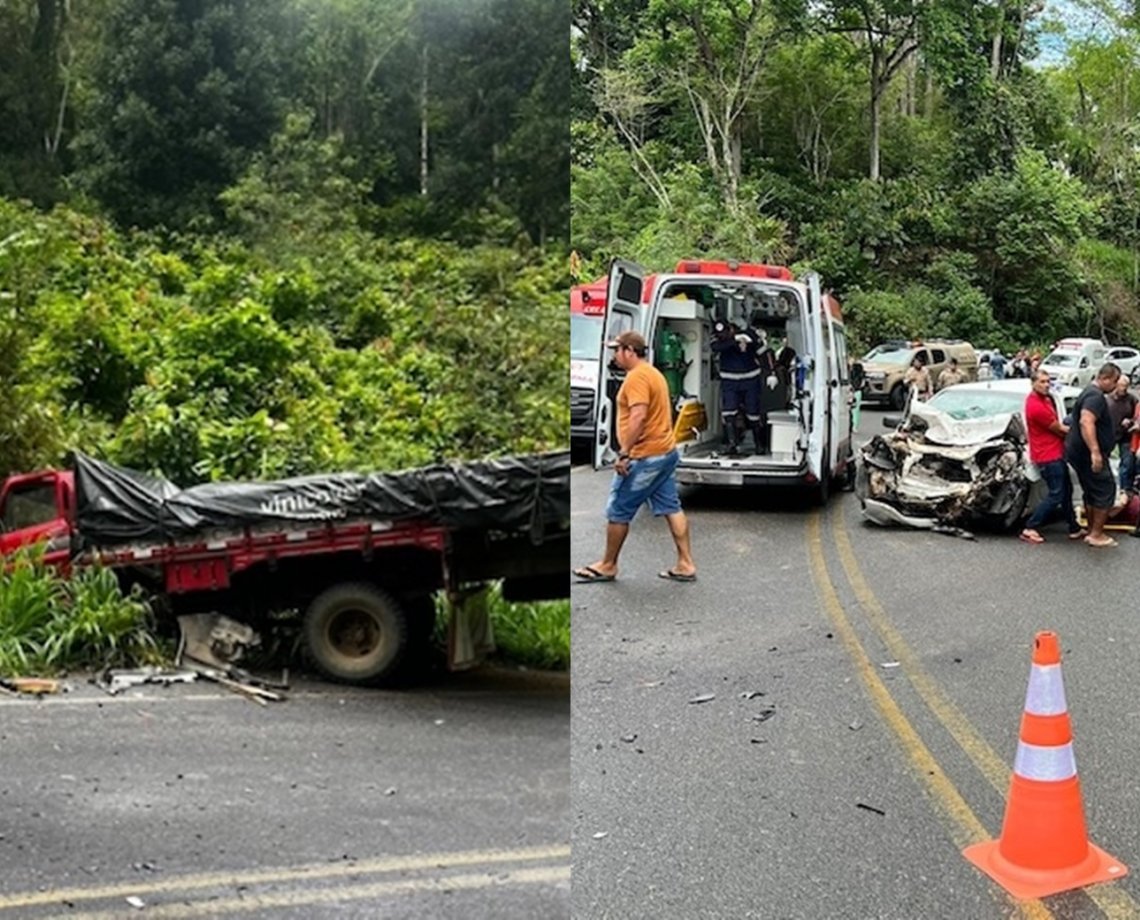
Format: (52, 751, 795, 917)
(429, 583, 570, 671)
(485, 587, 570, 671)
(0, 547, 164, 675)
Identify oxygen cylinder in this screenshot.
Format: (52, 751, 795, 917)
(655, 329, 687, 402)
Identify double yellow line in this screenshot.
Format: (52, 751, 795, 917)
(0, 844, 569, 919)
(806, 510, 1137, 919)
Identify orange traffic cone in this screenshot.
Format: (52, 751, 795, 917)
(963, 631, 1127, 899)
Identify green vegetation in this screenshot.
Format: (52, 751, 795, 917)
(488, 594, 572, 672)
(0, 549, 162, 675)
(0, 0, 569, 675)
(572, 0, 1140, 355)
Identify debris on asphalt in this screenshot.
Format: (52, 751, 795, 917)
(636, 679, 663, 688)
(849, 720, 863, 731)
(596, 677, 613, 684)
(94, 667, 198, 696)
(880, 661, 900, 669)
(739, 690, 765, 700)
(688, 693, 716, 704)
(930, 524, 976, 540)
(384, 787, 397, 796)
(750, 707, 776, 723)
(750, 738, 769, 745)
(620, 733, 637, 743)
(0, 677, 62, 695)
(592, 832, 608, 839)
(194, 667, 284, 705)
(126, 895, 145, 909)
(856, 802, 886, 816)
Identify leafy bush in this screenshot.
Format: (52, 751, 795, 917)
(486, 588, 570, 671)
(0, 549, 162, 674)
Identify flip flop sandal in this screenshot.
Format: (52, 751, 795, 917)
(1068, 529, 1089, 540)
(1019, 531, 1045, 544)
(1084, 536, 1119, 548)
(574, 565, 616, 583)
(658, 569, 697, 583)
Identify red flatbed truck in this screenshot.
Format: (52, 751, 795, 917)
(0, 451, 569, 685)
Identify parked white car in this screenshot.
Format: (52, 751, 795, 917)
(1105, 346, 1140, 382)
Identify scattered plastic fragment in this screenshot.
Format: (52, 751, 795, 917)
(592, 832, 608, 840)
(856, 802, 886, 816)
(688, 693, 716, 704)
(126, 895, 145, 909)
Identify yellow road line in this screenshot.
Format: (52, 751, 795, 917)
(805, 513, 1051, 920)
(832, 516, 1138, 919)
(0, 844, 569, 912)
(38, 865, 570, 920)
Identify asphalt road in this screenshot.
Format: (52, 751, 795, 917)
(0, 667, 569, 919)
(571, 408, 1140, 920)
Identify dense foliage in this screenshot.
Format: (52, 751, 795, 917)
(0, 0, 570, 673)
(0, 0, 569, 482)
(0, 548, 160, 674)
(572, 0, 1140, 355)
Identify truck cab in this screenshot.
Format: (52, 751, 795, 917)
(0, 469, 74, 565)
(593, 258, 853, 502)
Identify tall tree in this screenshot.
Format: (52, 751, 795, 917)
(69, 0, 290, 229)
(820, 0, 923, 181)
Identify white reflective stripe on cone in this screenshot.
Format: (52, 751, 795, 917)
(1023, 663, 1067, 716)
(1014, 741, 1077, 782)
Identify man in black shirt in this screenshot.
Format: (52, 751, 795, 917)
(1065, 363, 1123, 547)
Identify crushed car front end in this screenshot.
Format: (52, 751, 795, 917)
(855, 405, 1032, 532)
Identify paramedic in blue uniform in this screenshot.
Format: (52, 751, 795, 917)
(712, 319, 763, 455)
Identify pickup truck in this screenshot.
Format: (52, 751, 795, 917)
(0, 451, 569, 685)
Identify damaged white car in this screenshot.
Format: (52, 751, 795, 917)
(855, 379, 1079, 533)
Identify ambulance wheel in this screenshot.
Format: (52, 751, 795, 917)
(889, 383, 907, 410)
(303, 582, 409, 685)
(810, 446, 832, 505)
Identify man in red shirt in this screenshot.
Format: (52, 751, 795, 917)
(1020, 369, 1085, 543)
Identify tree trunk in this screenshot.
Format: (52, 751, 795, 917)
(420, 44, 429, 197)
(869, 51, 883, 182)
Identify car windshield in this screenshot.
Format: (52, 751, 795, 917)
(925, 388, 1026, 420)
(864, 344, 914, 365)
(571, 313, 604, 360)
(1043, 352, 1078, 367)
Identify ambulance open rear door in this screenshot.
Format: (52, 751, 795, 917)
(593, 259, 647, 469)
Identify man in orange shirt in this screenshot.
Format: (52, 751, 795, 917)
(574, 330, 697, 583)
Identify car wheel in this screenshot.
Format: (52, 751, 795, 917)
(889, 383, 907, 410)
(999, 486, 1030, 533)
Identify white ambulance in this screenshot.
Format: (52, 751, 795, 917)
(592, 258, 854, 503)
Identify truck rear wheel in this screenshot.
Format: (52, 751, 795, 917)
(303, 582, 408, 685)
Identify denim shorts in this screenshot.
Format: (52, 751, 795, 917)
(605, 449, 682, 523)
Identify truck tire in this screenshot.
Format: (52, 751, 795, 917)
(303, 582, 408, 685)
(889, 383, 907, 410)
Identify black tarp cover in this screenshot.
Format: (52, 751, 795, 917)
(73, 450, 570, 548)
